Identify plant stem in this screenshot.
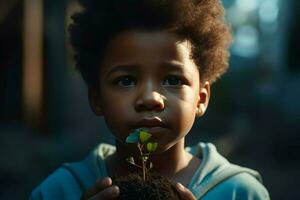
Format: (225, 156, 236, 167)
(138, 143, 147, 181)
(142, 158, 146, 181)
(131, 163, 143, 169)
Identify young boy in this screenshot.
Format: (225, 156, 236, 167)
(30, 0, 270, 199)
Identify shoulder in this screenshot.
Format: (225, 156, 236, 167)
(186, 142, 270, 200)
(29, 167, 82, 200)
(203, 172, 270, 200)
(29, 143, 115, 200)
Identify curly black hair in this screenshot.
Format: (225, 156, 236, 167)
(69, 0, 232, 87)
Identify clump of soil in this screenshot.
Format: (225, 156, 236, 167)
(113, 172, 181, 200)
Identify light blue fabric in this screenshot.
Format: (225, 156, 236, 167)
(185, 143, 269, 199)
(30, 142, 270, 200)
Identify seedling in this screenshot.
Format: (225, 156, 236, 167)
(125, 128, 158, 181)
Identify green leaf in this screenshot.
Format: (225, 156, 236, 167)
(147, 142, 158, 152)
(126, 130, 140, 143)
(139, 130, 152, 144)
(126, 156, 135, 165)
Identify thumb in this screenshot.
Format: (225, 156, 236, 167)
(175, 183, 197, 200)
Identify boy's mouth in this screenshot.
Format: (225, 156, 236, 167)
(133, 117, 167, 134)
(139, 126, 166, 134)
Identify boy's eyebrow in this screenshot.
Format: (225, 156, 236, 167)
(106, 63, 138, 76)
(161, 61, 194, 78)
(106, 60, 186, 76)
(160, 60, 187, 73)
(161, 60, 185, 69)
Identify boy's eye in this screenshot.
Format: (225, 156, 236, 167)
(163, 75, 183, 86)
(115, 76, 136, 87)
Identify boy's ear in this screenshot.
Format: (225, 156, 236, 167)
(196, 81, 210, 117)
(88, 87, 103, 116)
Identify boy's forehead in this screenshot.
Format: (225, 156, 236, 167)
(111, 29, 181, 43)
(106, 30, 181, 52)
(102, 30, 194, 67)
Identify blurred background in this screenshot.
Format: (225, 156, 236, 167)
(0, 0, 299, 199)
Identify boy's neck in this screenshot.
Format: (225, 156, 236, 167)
(108, 138, 194, 179)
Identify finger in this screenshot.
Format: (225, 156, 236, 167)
(89, 185, 120, 200)
(175, 183, 197, 200)
(82, 177, 113, 199)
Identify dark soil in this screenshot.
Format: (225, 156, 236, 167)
(113, 172, 181, 200)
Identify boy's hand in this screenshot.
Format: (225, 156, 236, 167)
(81, 177, 119, 200)
(175, 183, 197, 200)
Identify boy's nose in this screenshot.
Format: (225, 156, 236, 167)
(135, 87, 165, 112)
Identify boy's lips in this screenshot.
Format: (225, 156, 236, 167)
(139, 126, 166, 134)
(133, 117, 167, 134)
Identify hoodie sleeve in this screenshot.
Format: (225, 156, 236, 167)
(29, 143, 114, 200)
(29, 167, 83, 200)
(201, 172, 270, 200)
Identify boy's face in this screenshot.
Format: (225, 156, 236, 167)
(90, 30, 210, 152)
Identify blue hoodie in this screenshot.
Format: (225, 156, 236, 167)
(30, 142, 270, 200)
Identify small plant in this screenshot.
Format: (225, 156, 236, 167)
(115, 129, 180, 200)
(125, 128, 158, 181)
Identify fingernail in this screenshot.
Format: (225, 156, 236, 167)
(102, 177, 111, 185)
(176, 183, 185, 191)
(110, 185, 120, 196)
